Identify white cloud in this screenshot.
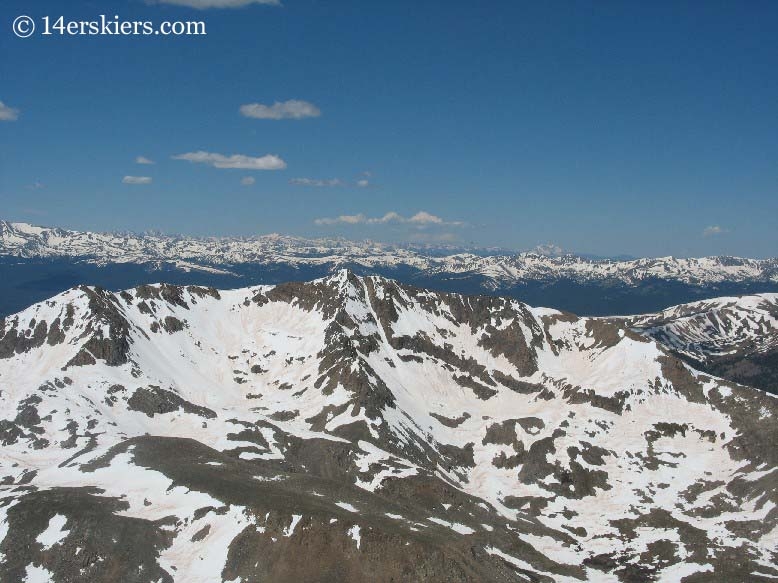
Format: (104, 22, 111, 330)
(122, 176, 152, 185)
(291, 177, 373, 188)
(151, 0, 280, 8)
(135, 156, 155, 165)
(241, 176, 256, 185)
(240, 100, 321, 120)
(172, 150, 286, 170)
(290, 178, 343, 187)
(0, 101, 19, 121)
(407, 211, 444, 225)
(315, 213, 366, 226)
(369, 212, 403, 224)
(703, 225, 728, 237)
(532, 243, 565, 257)
(314, 211, 464, 227)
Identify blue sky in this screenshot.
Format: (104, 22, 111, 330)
(1, 0, 777, 257)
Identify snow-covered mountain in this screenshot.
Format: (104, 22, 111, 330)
(0, 272, 775, 581)
(627, 293, 778, 395)
(3, 219, 777, 318)
(2, 219, 777, 285)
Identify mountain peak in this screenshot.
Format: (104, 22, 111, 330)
(1, 272, 776, 580)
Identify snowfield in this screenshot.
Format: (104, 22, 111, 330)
(0, 270, 775, 582)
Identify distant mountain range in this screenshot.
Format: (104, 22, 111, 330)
(1, 220, 777, 317)
(0, 271, 775, 581)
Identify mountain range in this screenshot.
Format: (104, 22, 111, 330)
(626, 294, 778, 396)
(2, 220, 777, 318)
(0, 271, 775, 581)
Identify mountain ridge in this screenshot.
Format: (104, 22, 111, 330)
(0, 271, 775, 581)
(3, 219, 777, 284)
(2, 219, 777, 319)
(625, 293, 778, 395)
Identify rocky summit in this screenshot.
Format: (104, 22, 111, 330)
(0, 271, 776, 582)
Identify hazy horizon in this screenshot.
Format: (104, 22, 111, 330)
(4, 216, 778, 261)
(2, 1, 777, 258)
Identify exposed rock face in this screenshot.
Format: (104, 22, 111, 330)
(0, 271, 775, 582)
(127, 386, 216, 419)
